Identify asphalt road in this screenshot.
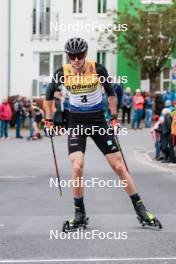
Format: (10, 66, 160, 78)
(0, 128, 176, 264)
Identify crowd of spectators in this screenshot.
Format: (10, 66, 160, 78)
(114, 84, 154, 129)
(113, 84, 176, 163)
(150, 98, 176, 164)
(0, 96, 44, 140)
(0, 88, 176, 164)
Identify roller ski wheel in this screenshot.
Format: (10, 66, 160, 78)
(137, 215, 162, 230)
(134, 200, 162, 230)
(62, 217, 89, 233)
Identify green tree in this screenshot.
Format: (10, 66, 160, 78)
(103, 1, 176, 93)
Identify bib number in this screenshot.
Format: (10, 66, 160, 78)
(81, 95, 88, 103)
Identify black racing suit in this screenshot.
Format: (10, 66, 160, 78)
(46, 62, 119, 155)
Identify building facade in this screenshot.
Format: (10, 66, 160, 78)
(0, 0, 116, 101)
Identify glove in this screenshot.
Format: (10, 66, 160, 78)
(44, 119, 55, 137)
(110, 114, 121, 133)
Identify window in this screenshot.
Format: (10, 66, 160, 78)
(97, 51, 106, 66)
(163, 68, 170, 79)
(163, 81, 170, 91)
(32, 79, 38, 97)
(33, 0, 50, 36)
(54, 55, 63, 72)
(66, 55, 70, 64)
(39, 82, 48, 96)
(97, 0, 106, 14)
(73, 0, 83, 13)
(33, 0, 37, 34)
(160, 67, 171, 92)
(39, 53, 50, 76)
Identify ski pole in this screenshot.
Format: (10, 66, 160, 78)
(114, 134, 129, 173)
(50, 136, 62, 196)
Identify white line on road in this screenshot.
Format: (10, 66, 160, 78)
(0, 257, 176, 263)
(0, 224, 5, 227)
(0, 176, 36, 179)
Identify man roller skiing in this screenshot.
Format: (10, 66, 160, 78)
(45, 37, 162, 230)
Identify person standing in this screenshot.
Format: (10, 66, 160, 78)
(114, 80, 123, 113)
(150, 115, 163, 160)
(0, 98, 12, 139)
(26, 100, 34, 140)
(121, 87, 132, 125)
(161, 108, 172, 163)
(144, 92, 153, 128)
(32, 101, 44, 140)
(14, 96, 24, 138)
(132, 89, 144, 129)
(162, 90, 172, 105)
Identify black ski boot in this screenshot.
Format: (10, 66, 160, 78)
(62, 205, 89, 233)
(134, 200, 162, 229)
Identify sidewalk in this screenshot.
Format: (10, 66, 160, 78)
(0, 128, 44, 139)
(138, 149, 176, 175)
(148, 150, 176, 168)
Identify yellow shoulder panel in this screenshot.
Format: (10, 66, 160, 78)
(63, 64, 73, 76)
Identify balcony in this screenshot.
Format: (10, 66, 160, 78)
(31, 12, 59, 41)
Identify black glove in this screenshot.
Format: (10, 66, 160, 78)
(110, 113, 121, 133)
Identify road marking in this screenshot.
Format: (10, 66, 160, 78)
(0, 257, 176, 263)
(0, 176, 36, 179)
(134, 150, 176, 175)
(0, 224, 5, 227)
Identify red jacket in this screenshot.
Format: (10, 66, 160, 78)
(133, 95, 144, 110)
(0, 103, 12, 121)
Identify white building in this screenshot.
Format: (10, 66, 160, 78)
(0, 0, 117, 101)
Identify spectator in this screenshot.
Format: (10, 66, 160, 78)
(144, 92, 153, 128)
(171, 89, 176, 103)
(162, 90, 172, 104)
(160, 108, 172, 163)
(0, 98, 12, 139)
(165, 99, 174, 112)
(170, 105, 176, 163)
(132, 89, 144, 129)
(14, 96, 24, 138)
(150, 115, 164, 160)
(121, 87, 132, 125)
(0, 106, 1, 135)
(32, 101, 44, 140)
(114, 80, 123, 112)
(26, 100, 34, 140)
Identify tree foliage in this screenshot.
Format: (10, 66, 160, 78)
(103, 1, 176, 91)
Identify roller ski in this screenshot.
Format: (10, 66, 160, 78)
(134, 200, 162, 230)
(62, 204, 89, 233)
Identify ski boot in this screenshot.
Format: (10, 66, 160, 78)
(134, 200, 162, 230)
(62, 206, 89, 233)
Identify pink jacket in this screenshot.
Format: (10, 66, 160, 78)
(0, 103, 12, 121)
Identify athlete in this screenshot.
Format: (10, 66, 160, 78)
(44, 37, 162, 229)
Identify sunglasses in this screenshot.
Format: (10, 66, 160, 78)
(68, 52, 85, 60)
